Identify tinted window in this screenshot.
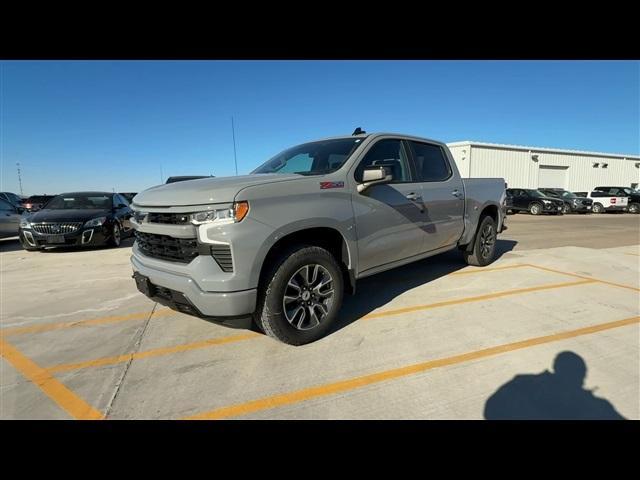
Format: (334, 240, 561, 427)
(0, 198, 14, 211)
(354, 139, 411, 183)
(409, 142, 452, 182)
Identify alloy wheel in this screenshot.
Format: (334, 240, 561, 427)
(479, 223, 496, 260)
(283, 264, 335, 331)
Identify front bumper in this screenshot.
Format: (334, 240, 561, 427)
(541, 203, 564, 213)
(131, 252, 257, 322)
(19, 226, 109, 248)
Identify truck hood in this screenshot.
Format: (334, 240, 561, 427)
(132, 174, 302, 207)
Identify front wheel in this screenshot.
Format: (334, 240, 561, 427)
(463, 215, 497, 267)
(108, 222, 121, 247)
(529, 203, 542, 215)
(592, 203, 604, 214)
(629, 203, 639, 214)
(254, 245, 344, 345)
(562, 204, 571, 214)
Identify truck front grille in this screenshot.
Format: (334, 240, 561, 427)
(147, 212, 191, 224)
(135, 231, 199, 263)
(32, 222, 83, 235)
(211, 244, 233, 272)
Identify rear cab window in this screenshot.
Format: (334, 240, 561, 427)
(407, 141, 452, 182)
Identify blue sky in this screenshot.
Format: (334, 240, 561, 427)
(1, 60, 638, 196)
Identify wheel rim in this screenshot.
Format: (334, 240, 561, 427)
(563, 204, 570, 214)
(531, 205, 540, 215)
(283, 264, 335, 331)
(113, 224, 121, 245)
(479, 223, 496, 259)
(631, 204, 639, 213)
(594, 204, 602, 213)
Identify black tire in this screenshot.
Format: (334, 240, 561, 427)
(629, 203, 640, 214)
(463, 215, 497, 267)
(254, 245, 344, 345)
(529, 203, 542, 215)
(592, 203, 604, 214)
(108, 222, 121, 247)
(562, 204, 571, 214)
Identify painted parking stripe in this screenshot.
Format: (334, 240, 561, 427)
(44, 278, 594, 373)
(525, 264, 640, 292)
(362, 279, 595, 320)
(0, 338, 103, 420)
(185, 316, 639, 420)
(47, 332, 260, 373)
(1, 307, 174, 337)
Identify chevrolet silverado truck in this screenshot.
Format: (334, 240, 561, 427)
(129, 132, 507, 345)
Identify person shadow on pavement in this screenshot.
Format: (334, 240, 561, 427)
(484, 351, 625, 420)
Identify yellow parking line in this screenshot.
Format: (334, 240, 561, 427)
(47, 332, 260, 373)
(42, 278, 594, 373)
(447, 264, 528, 275)
(525, 264, 640, 292)
(186, 316, 639, 420)
(1, 307, 174, 337)
(362, 279, 595, 320)
(0, 337, 103, 420)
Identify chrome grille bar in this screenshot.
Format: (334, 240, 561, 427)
(31, 222, 83, 235)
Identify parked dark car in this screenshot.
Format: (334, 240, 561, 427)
(0, 198, 25, 239)
(593, 186, 640, 214)
(538, 188, 593, 214)
(119, 192, 137, 203)
(23, 194, 55, 212)
(505, 188, 564, 215)
(165, 176, 212, 184)
(18, 192, 133, 251)
(0, 192, 25, 209)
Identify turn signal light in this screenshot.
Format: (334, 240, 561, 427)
(234, 201, 249, 222)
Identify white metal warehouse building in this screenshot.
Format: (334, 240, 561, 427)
(446, 141, 640, 192)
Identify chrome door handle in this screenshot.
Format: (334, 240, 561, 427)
(406, 193, 422, 201)
(452, 190, 463, 198)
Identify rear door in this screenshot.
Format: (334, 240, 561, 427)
(407, 140, 464, 252)
(351, 138, 427, 273)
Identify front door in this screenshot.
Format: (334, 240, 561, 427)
(351, 139, 426, 273)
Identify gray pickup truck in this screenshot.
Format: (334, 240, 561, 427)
(130, 131, 507, 345)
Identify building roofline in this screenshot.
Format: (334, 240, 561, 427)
(446, 140, 640, 160)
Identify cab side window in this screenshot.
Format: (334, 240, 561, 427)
(354, 139, 411, 183)
(0, 198, 14, 211)
(409, 141, 452, 182)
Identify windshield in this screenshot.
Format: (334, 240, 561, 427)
(528, 190, 548, 198)
(252, 138, 364, 175)
(45, 194, 112, 210)
(560, 191, 577, 199)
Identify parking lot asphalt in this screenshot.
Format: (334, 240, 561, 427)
(1, 214, 639, 419)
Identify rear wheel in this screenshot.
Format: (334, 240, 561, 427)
(629, 203, 639, 214)
(254, 245, 344, 345)
(562, 204, 571, 214)
(592, 203, 604, 214)
(529, 203, 542, 215)
(463, 215, 497, 267)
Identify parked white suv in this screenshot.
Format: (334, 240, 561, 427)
(587, 189, 629, 213)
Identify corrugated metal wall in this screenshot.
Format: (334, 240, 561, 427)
(447, 143, 640, 191)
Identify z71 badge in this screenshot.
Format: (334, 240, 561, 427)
(319, 181, 344, 189)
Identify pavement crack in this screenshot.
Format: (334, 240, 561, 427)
(102, 303, 158, 419)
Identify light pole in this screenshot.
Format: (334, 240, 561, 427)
(16, 162, 23, 196)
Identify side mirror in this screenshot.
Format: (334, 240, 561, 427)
(357, 167, 393, 193)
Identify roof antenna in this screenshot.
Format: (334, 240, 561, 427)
(352, 127, 366, 136)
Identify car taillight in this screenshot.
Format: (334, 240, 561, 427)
(25, 203, 32, 209)
(611, 198, 617, 204)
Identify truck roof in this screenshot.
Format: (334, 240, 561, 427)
(309, 132, 447, 146)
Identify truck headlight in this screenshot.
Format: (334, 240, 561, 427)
(191, 201, 249, 225)
(85, 216, 107, 227)
(20, 219, 30, 228)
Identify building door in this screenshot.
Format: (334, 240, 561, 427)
(538, 165, 568, 189)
